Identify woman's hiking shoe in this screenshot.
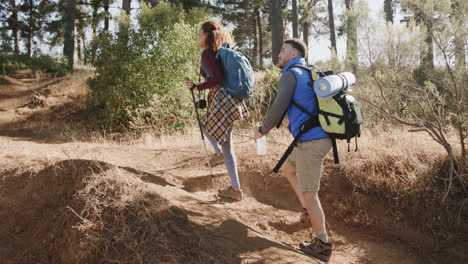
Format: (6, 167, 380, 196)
(299, 236, 333, 262)
(218, 186, 243, 201)
(300, 207, 310, 225)
(206, 153, 224, 166)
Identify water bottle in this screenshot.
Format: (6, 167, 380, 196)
(257, 136, 267, 155)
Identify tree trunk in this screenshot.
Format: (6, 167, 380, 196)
(457, 122, 467, 167)
(139, 0, 158, 7)
(384, 0, 393, 24)
(454, 29, 466, 69)
(91, 2, 98, 63)
(27, 0, 33, 56)
(64, 0, 76, 70)
(10, 0, 20, 53)
(82, 30, 87, 64)
(292, 0, 298, 38)
(345, 0, 358, 72)
(454, 41, 466, 69)
(253, 13, 258, 67)
(92, 1, 98, 35)
(421, 21, 434, 70)
(327, 0, 337, 55)
(76, 23, 83, 63)
(104, 0, 110, 31)
(270, 0, 283, 65)
(256, 7, 264, 69)
(302, 21, 309, 48)
(76, 32, 82, 63)
(122, 0, 131, 15)
(119, 0, 132, 47)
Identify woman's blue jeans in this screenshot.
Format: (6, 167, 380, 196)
(202, 126, 240, 189)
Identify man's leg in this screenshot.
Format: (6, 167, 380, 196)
(295, 138, 333, 262)
(280, 161, 305, 208)
(302, 191, 328, 243)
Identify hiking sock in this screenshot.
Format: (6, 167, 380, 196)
(317, 232, 329, 243)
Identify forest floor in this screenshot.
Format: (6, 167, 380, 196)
(0, 71, 465, 263)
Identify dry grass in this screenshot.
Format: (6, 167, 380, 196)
(0, 159, 233, 264)
(70, 166, 206, 263)
(321, 125, 468, 257)
(131, 123, 467, 252)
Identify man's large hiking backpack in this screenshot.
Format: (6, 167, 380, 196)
(273, 65, 363, 173)
(215, 43, 255, 100)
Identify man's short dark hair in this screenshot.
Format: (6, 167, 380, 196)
(284, 38, 308, 59)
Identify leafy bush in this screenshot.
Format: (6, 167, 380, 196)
(87, 3, 210, 131)
(248, 67, 281, 124)
(0, 53, 68, 77)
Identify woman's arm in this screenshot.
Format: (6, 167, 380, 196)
(196, 49, 224, 91)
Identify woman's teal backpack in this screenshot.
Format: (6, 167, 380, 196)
(215, 43, 255, 100)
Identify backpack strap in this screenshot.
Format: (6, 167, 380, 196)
(273, 100, 321, 173)
(272, 113, 321, 173)
(273, 130, 302, 173)
(272, 65, 342, 169)
(331, 137, 339, 164)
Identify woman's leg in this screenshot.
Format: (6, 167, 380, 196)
(221, 129, 241, 189)
(201, 125, 222, 154)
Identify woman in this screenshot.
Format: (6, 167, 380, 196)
(185, 20, 249, 201)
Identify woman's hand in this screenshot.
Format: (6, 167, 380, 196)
(184, 78, 195, 90)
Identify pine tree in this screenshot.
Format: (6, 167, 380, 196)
(217, 0, 269, 68)
(292, 0, 298, 38)
(299, 0, 328, 60)
(17, 0, 55, 56)
(270, 0, 283, 65)
(402, 0, 434, 70)
(254, 3, 266, 68)
(103, 0, 109, 31)
(451, 0, 467, 68)
(327, 0, 336, 55)
(64, 0, 75, 69)
(345, 0, 358, 72)
(384, 0, 393, 24)
(0, 1, 15, 53)
(122, 0, 131, 15)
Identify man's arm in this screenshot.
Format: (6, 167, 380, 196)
(259, 71, 297, 135)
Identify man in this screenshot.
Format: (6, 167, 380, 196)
(253, 39, 333, 262)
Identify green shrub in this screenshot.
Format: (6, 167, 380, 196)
(0, 53, 68, 77)
(248, 67, 281, 124)
(87, 3, 210, 131)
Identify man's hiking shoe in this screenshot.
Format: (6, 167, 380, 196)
(218, 186, 243, 201)
(299, 236, 332, 262)
(300, 207, 310, 225)
(206, 153, 224, 166)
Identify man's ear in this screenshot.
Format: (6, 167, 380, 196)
(291, 48, 299, 59)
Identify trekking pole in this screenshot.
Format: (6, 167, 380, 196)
(190, 88, 218, 194)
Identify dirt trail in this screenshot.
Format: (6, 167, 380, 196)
(0, 74, 426, 263)
(0, 137, 424, 264)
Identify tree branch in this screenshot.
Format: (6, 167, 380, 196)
(358, 97, 422, 127)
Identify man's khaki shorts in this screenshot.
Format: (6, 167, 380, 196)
(287, 137, 332, 192)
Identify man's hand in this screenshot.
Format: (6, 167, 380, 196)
(254, 127, 265, 143)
